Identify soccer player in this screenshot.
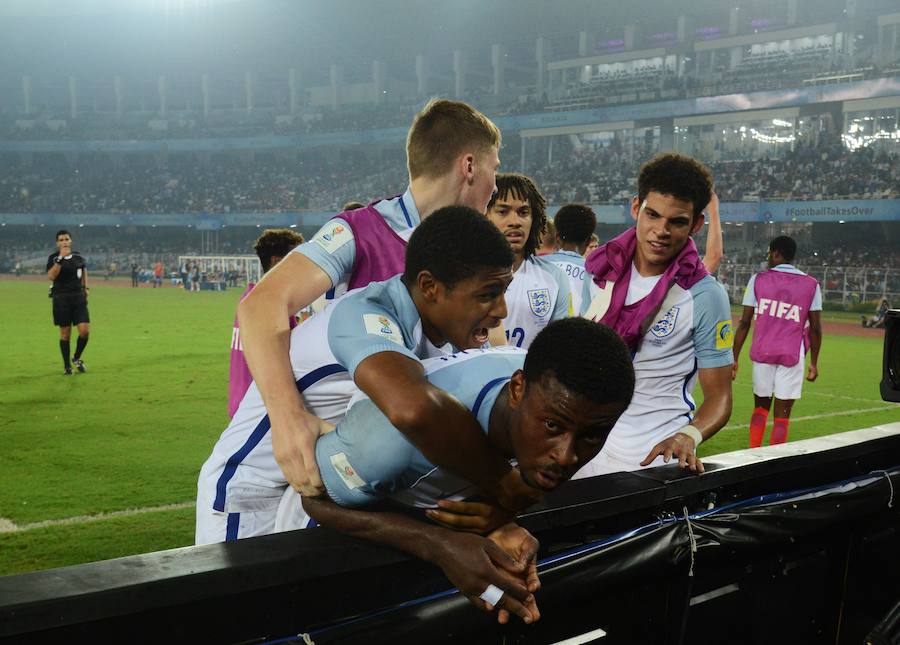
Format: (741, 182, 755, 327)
(543, 204, 597, 317)
(584, 234, 600, 257)
(536, 220, 558, 255)
(305, 318, 635, 624)
(486, 174, 570, 349)
(578, 153, 733, 475)
(46, 230, 90, 375)
(197, 206, 521, 544)
(732, 235, 823, 447)
(237, 99, 514, 502)
(228, 228, 305, 418)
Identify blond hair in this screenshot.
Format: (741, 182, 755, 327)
(406, 98, 501, 180)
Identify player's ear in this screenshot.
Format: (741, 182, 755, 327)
(460, 152, 476, 184)
(508, 370, 526, 410)
(691, 210, 705, 235)
(415, 270, 440, 302)
(630, 196, 641, 222)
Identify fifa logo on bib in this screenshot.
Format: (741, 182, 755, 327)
(650, 305, 680, 338)
(755, 298, 802, 322)
(528, 289, 551, 317)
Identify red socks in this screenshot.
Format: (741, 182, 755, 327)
(770, 418, 790, 445)
(749, 407, 769, 448)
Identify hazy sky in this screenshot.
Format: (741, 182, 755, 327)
(0, 0, 882, 85)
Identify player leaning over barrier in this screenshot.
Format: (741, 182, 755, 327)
(732, 235, 823, 447)
(197, 206, 522, 543)
(236, 99, 541, 512)
(303, 318, 635, 625)
(578, 153, 734, 475)
(486, 173, 571, 349)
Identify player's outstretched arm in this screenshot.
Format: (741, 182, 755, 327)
(807, 310, 822, 382)
(731, 306, 755, 380)
(702, 192, 723, 274)
(355, 352, 542, 513)
(426, 498, 514, 534)
(238, 252, 335, 497)
(302, 495, 540, 624)
(640, 365, 733, 473)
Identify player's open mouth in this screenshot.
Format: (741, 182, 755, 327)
(505, 231, 524, 242)
(533, 470, 561, 490)
(472, 327, 490, 345)
(648, 241, 669, 253)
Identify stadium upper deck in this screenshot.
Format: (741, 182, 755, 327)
(1, 0, 899, 146)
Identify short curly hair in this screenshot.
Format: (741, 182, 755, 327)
(254, 228, 305, 272)
(637, 153, 713, 221)
(554, 204, 597, 246)
(403, 205, 514, 289)
(524, 318, 634, 409)
(769, 235, 797, 263)
(487, 173, 547, 259)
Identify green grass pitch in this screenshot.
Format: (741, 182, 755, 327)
(0, 279, 897, 577)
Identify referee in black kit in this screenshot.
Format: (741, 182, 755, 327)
(46, 230, 91, 375)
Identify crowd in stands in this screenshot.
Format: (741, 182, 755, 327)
(0, 154, 406, 214)
(1, 135, 898, 216)
(709, 139, 900, 201)
(532, 138, 900, 204)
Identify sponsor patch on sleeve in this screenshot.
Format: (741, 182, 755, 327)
(715, 321, 734, 349)
(311, 221, 353, 254)
(363, 313, 404, 345)
(330, 452, 367, 490)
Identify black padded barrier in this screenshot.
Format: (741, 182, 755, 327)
(1, 423, 899, 645)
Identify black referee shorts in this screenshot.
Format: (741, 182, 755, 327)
(52, 293, 90, 327)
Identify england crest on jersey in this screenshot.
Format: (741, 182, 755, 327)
(527, 288, 552, 317)
(650, 305, 680, 338)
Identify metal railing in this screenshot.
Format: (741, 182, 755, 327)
(717, 263, 899, 307)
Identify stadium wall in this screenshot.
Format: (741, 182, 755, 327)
(1, 199, 897, 231)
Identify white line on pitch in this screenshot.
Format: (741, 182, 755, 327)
(0, 501, 194, 534)
(721, 405, 898, 431)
